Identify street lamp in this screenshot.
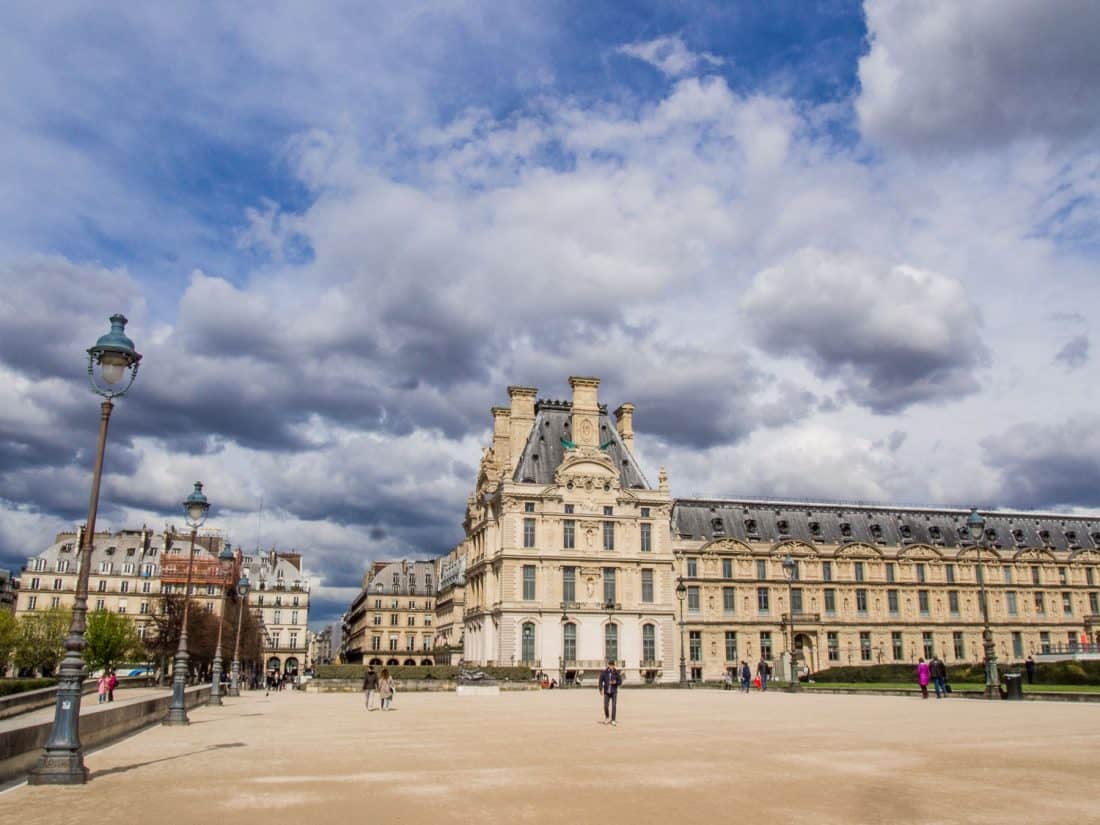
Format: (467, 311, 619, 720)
(229, 574, 251, 697)
(164, 482, 211, 725)
(967, 507, 999, 699)
(29, 315, 141, 786)
(675, 577, 688, 687)
(781, 553, 801, 691)
(208, 542, 235, 706)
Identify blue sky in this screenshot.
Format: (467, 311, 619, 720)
(2, 1, 1099, 628)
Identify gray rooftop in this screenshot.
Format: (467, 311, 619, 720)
(512, 401, 649, 489)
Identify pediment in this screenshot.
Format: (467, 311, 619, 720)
(834, 542, 883, 559)
(700, 538, 754, 556)
(957, 545, 1003, 561)
(771, 540, 818, 559)
(897, 544, 943, 561)
(1070, 548, 1100, 564)
(554, 448, 619, 488)
(1012, 547, 1056, 563)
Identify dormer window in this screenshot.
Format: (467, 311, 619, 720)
(869, 524, 883, 540)
(711, 518, 725, 534)
(744, 519, 758, 535)
(928, 526, 942, 542)
(985, 528, 998, 542)
(1065, 530, 1079, 547)
(1092, 531, 1100, 546)
(899, 525, 912, 539)
(776, 519, 789, 535)
(1039, 529, 1051, 545)
(840, 522, 852, 538)
(1012, 529, 1025, 544)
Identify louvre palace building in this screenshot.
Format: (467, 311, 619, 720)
(449, 376, 1100, 684)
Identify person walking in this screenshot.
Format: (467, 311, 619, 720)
(756, 657, 769, 691)
(107, 669, 118, 702)
(739, 660, 752, 693)
(97, 673, 109, 704)
(598, 659, 621, 726)
(1025, 655, 1036, 685)
(930, 656, 948, 699)
(917, 657, 931, 699)
(362, 666, 379, 711)
(379, 667, 395, 710)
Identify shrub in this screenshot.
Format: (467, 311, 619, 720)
(812, 660, 1100, 686)
(0, 677, 57, 697)
(315, 664, 535, 681)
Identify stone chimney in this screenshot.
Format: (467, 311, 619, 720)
(569, 376, 601, 447)
(491, 406, 511, 472)
(507, 386, 538, 471)
(613, 403, 635, 452)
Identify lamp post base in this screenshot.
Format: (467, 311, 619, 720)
(163, 650, 191, 725)
(209, 653, 224, 706)
(228, 659, 241, 697)
(27, 751, 89, 785)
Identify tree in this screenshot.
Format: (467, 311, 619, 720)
(145, 594, 263, 682)
(14, 608, 72, 675)
(0, 609, 17, 675)
(84, 610, 142, 672)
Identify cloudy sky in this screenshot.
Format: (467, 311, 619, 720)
(2, 1, 1098, 628)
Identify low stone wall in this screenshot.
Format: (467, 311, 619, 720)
(304, 679, 540, 693)
(0, 677, 154, 721)
(0, 685, 210, 785)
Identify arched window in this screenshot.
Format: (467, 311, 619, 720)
(642, 623, 656, 663)
(563, 622, 577, 663)
(522, 622, 536, 663)
(604, 623, 618, 663)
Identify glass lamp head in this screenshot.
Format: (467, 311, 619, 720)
(183, 481, 211, 526)
(88, 314, 141, 389)
(966, 508, 985, 542)
(675, 577, 687, 600)
(238, 576, 251, 598)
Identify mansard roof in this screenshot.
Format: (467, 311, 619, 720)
(512, 400, 650, 490)
(672, 498, 1100, 554)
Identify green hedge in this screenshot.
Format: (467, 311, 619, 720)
(0, 678, 57, 697)
(315, 664, 535, 682)
(812, 661, 1100, 686)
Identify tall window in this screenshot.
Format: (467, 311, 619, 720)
(759, 631, 772, 659)
(724, 631, 737, 662)
(1031, 566, 1041, 585)
(948, 590, 959, 615)
(1040, 631, 1051, 653)
(827, 631, 839, 661)
(563, 520, 575, 550)
(563, 567, 575, 602)
(1062, 592, 1073, 615)
(860, 631, 872, 661)
(604, 624, 618, 662)
(642, 624, 656, 662)
(854, 562, 865, 582)
(640, 522, 652, 552)
(918, 590, 930, 615)
(1034, 593, 1045, 614)
(603, 520, 615, 551)
(1003, 565, 1013, 585)
(603, 568, 616, 605)
(722, 558, 733, 579)
(855, 589, 867, 614)
(892, 631, 903, 661)
(887, 589, 899, 614)
(945, 564, 955, 584)
(1090, 592, 1099, 614)
(563, 622, 577, 661)
(885, 563, 895, 583)
(791, 587, 803, 614)
(689, 630, 701, 661)
(923, 631, 934, 659)
(523, 518, 536, 548)
(916, 564, 926, 583)
(521, 622, 535, 662)
(757, 587, 769, 613)
(641, 569, 654, 603)
(722, 586, 735, 614)
(686, 558, 698, 577)
(953, 631, 965, 660)
(1006, 591, 1018, 616)
(687, 586, 700, 614)
(1012, 631, 1023, 658)
(822, 561, 832, 582)
(523, 565, 536, 600)
(756, 559, 767, 579)
(824, 588, 836, 615)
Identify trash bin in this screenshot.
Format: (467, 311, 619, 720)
(1002, 672, 1023, 700)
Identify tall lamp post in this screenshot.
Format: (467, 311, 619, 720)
(29, 315, 141, 786)
(163, 482, 211, 725)
(229, 574, 251, 696)
(967, 508, 999, 699)
(208, 543, 235, 706)
(675, 577, 688, 687)
(781, 553, 801, 691)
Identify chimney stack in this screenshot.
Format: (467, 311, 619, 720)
(491, 406, 511, 472)
(568, 376, 601, 447)
(613, 403, 635, 452)
(507, 386, 538, 472)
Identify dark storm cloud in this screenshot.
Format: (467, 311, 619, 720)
(1054, 335, 1089, 370)
(984, 415, 1100, 510)
(741, 249, 986, 414)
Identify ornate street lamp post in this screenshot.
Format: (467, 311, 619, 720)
(163, 482, 211, 725)
(229, 575, 251, 697)
(967, 508, 1000, 699)
(208, 543, 235, 706)
(781, 553, 801, 691)
(29, 315, 141, 785)
(675, 577, 688, 687)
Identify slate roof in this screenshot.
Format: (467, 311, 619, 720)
(672, 499, 1100, 554)
(512, 400, 650, 490)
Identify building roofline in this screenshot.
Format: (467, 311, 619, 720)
(672, 496, 1100, 522)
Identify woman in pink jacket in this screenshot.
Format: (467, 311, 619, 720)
(916, 658, 931, 699)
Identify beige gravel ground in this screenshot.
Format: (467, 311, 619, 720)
(3, 688, 1099, 825)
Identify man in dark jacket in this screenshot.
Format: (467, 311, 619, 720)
(930, 656, 948, 698)
(598, 660, 622, 726)
(1025, 656, 1036, 684)
(362, 666, 379, 711)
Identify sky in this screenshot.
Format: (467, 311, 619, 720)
(1, 1, 1099, 630)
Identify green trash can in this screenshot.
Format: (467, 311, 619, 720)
(1002, 672, 1023, 700)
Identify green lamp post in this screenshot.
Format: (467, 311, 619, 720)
(30, 315, 141, 785)
(208, 543, 236, 705)
(967, 508, 1000, 699)
(229, 574, 252, 696)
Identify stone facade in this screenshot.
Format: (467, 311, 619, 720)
(343, 560, 436, 665)
(432, 546, 467, 662)
(242, 550, 310, 677)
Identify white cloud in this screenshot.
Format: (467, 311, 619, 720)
(618, 35, 723, 79)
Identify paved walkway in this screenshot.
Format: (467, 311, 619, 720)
(0, 688, 171, 734)
(3, 689, 1099, 824)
